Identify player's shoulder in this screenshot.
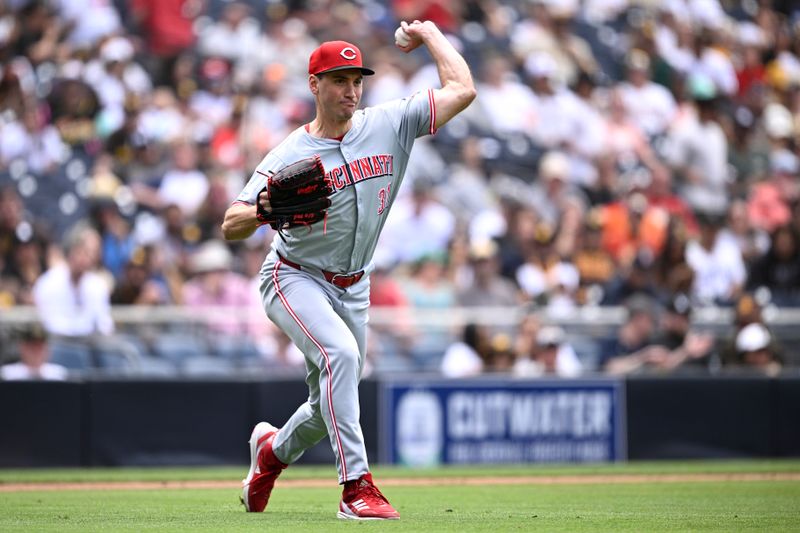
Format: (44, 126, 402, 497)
(369, 90, 428, 113)
(360, 91, 429, 125)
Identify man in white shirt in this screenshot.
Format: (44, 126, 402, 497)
(618, 49, 677, 138)
(685, 211, 745, 305)
(377, 177, 455, 265)
(1, 323, 68, 381)
(32, 224, 114, 337)
(475, 55, 538, 135)
(665, 74, 729, 214)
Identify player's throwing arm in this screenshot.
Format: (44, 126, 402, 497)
(395, 20, 476, 130)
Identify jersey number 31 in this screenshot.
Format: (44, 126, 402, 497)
(377, 184, 392, 215)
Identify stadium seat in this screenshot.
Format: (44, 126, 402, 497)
(137, 355, 179, 377)
(181, 355, 235, 376)
(567, 335, 603, 373)
(211, 335, 260, 360)
(48, 340, 92, 371)
(94, 336, 144, 376)
(152, 332, 210, 364)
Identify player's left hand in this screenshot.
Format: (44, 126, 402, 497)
(256, 155, 333, 230)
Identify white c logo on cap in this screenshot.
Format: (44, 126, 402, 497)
(340, 47, 357, 60)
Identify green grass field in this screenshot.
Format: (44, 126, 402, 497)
(1, 461, 799, 532)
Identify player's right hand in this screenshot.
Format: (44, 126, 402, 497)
(397, 20, 429, 52)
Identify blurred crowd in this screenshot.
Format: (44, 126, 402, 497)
(1, 0, 799, 379)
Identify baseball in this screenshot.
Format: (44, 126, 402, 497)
(394, 26, 410, 47)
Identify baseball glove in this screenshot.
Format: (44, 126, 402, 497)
(256, 155, 333, 230)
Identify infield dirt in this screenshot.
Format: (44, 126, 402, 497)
(2, 471, 799, 492)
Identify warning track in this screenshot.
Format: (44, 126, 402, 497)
(1, 472, 798, 492)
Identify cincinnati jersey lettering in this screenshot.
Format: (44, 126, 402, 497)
(328, 154, 394, 191)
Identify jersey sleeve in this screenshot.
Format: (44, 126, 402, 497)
(379, 89, 437, 154)
(234, 152, 287, 205)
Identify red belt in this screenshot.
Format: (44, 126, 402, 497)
(278, 255, 365, 289)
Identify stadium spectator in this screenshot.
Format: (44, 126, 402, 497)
(87, 35, 153, 136)
(378, 176, 456, 265)
(440, 323, 490, 378)
(686, 210, 746, 306)
(197, 2, 262, 67)
(182, 239, 251, 336)
(90, 199, 135, 280)
(718, 293, 784, 369)
(400, 252, 457, 370)
(734, 22, 768, 101)
(391, 0, 459, 34)
(33, 223, 113, 337)
(189, 57, 235, 130)
(529, 150, 586, 228)
(522, 53, 583, 150)
(651, 219, 695, 301)
(132, 141, 210, 218)
(602, 88, 669, 186)
(599, 182, 670, 268)
(721, 199, 767, 264)
(474, 54, 537, 135)
(110, 248, 171, 306)
(564, 72, 605, 188)
(618, 49, 677, 138)
(485, 331, 516, 372)
(746, 225, 800, 306)
(0, 187, 50, 306)
(599, 295, 658, 374)
(457, 239, 519, 309)
(511, 1, 597, 87)
(0, 322, 68, 381)
(651, 293, 715, 373)
(730, 322, 783, 376)
(57, 0, 121, 49)
(515, 231, 580, 316)
(665, 73, 730, 215)
(604, 292, 716, 375)
(129, 0, 201, 87)
(0, 101, 65, 174)
(7, 1, 61, 66)
(442, 136, 494, 223)
(30, 223, 131, 371)
(0, 231, 47, 306)
(513, 324, 583, 378)
(573, 215, 615, 304)
(603, 252, 660, 306)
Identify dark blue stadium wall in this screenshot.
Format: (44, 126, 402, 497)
(0, 377, 797, 467)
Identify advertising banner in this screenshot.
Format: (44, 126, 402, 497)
(380, 378, 625, 465)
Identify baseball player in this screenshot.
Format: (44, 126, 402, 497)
(222, 20, 475, 520)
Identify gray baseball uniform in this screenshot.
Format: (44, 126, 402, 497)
(236, 89, 436, 483)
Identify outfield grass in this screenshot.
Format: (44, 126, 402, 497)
(1, 461, 799, 532)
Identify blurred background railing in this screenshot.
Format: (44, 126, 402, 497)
(3, 304, 799, 378)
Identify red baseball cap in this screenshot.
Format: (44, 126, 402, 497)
(308, 41, 375, 76)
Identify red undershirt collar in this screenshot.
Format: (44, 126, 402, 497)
(305, 123, 344, 141)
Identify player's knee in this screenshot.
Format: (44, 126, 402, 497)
(329, 345, 361, 377)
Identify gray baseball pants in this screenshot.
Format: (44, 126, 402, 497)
(259, 251, 370, 484)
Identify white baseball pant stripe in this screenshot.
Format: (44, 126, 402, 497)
(261, 253, 370, 484)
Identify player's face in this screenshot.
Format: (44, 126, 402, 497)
(315, 70, 363, 121)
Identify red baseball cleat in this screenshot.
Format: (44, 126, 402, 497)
(241, 422, 287, 512)
(338, 473, 400, 520)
